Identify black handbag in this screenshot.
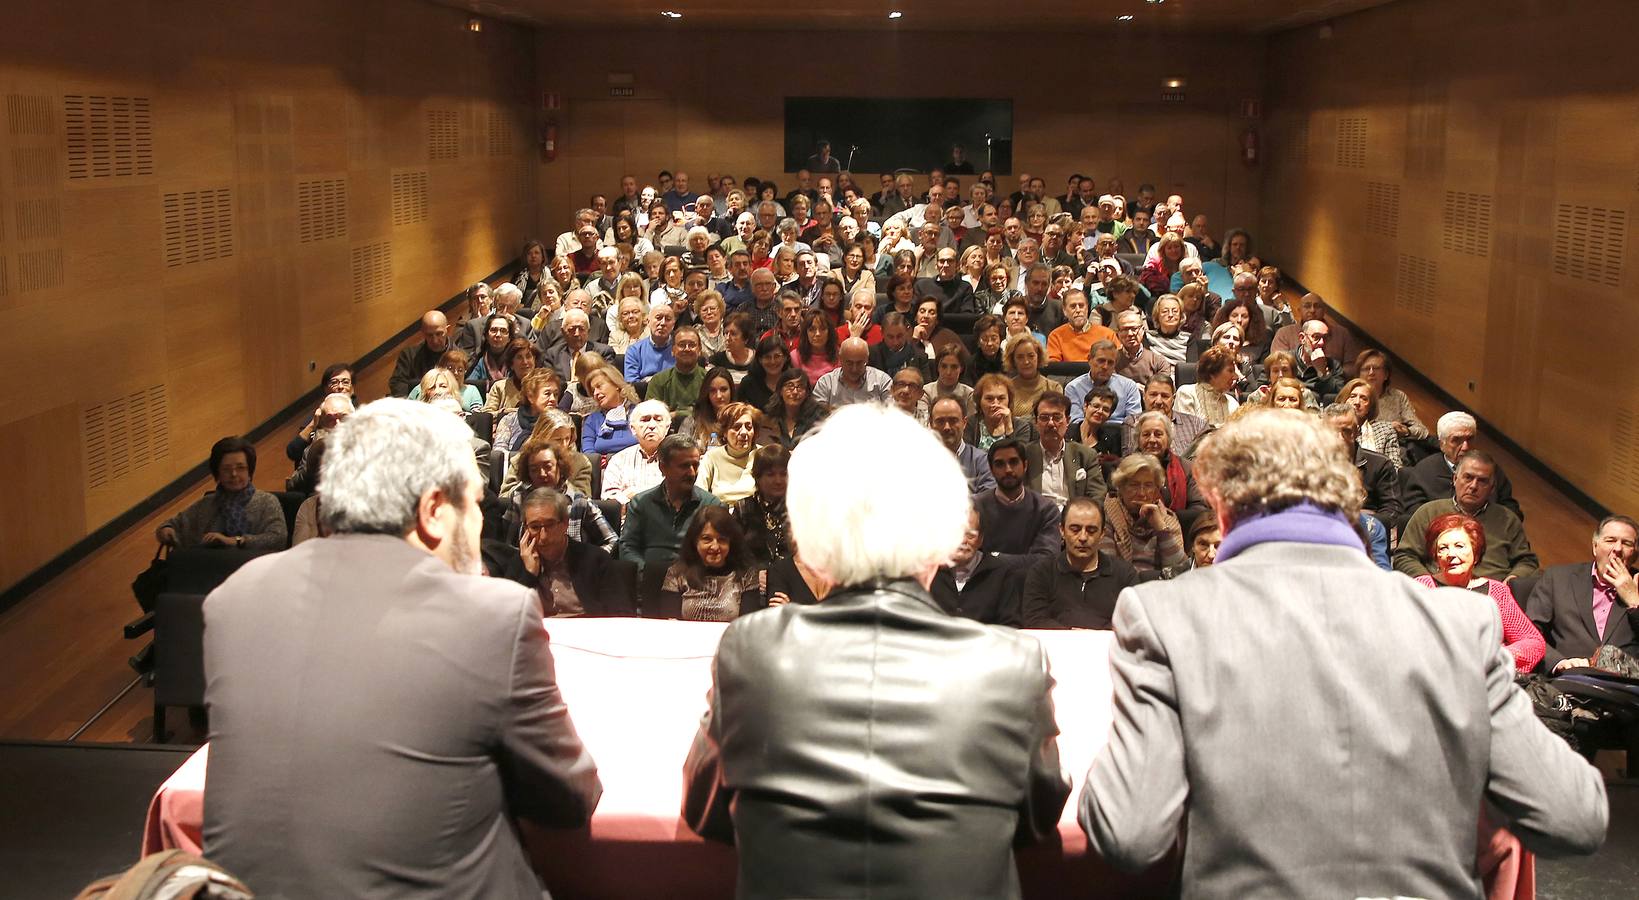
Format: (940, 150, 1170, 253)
(131, 546, 170, 614)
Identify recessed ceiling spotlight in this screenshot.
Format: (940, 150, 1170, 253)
(1117, 14, 1135, 21)
(1146, 0, 1166, 5)
(661, 10, 683, 18)
(888, 10, 903, 18)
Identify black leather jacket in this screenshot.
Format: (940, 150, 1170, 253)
(683, 579, 1071, 899)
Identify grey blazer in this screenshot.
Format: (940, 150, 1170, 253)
(1080, 541, 1607, 898)
(202, 533, 602, 899)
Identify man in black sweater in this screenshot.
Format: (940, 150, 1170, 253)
(1020, 497, 1139, 629)
(974, 439, 1061, 559)
(388, 310, 450, 398)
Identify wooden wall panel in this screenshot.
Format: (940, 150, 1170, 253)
(1263, 0, 1639, 515)
(535, 28, 1266, 243)
(0, 0, 536, 593)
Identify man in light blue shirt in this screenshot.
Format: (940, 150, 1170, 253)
(623, 304, 676, 389)
(1064, 339, 1142, 427)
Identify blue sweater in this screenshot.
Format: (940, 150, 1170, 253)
(624, 337, 675, 383)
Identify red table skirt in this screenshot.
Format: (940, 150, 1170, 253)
(141, 617, 1529, 899)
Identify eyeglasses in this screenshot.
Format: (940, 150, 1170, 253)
(1035, 413, 1066, 424)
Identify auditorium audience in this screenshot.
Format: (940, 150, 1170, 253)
(579, 366, 641, 456)
(1123, 375, 1208, 459)
(290, 441, 328, 545)
(1185, 517, 1221, 571)
(285, 392, 352, 494)
(966, 374, 1035, 449)
(1129, 410, 1210, 529)
(675, 367, 736, 449)
(492, 369, 562, 453)
(1323, 404, 1402, 527)
(696, 403, 761, 502)
(1244, 350, 1319, 410)
(646, 325, 708, 414)
(505, 435, 616, 552)
(1412, 513, 1545, 674)
(286, 366, 354, 464)
(1112, 308, 1174, 384)
(1065, 340, 1142, 426)
(974, 438, 1061, 558)
(1174, 345, 1241, 426)
(624, 304, 676, 389)
(923, 348, 975, 417)
(388, 310, 449, 398)
(1354, 348, 1429, 443)
(729, 444, 792, 565)
(1020, 497, 1139, 629)
(929, 505, 1030, 625)
(813, 337, 891, 406)
(1045, 289, 1115, 364)
(1396, 450, 1538, 581)
(1004, 335, 1061, 418)
(1339, 377, 1403, 466)
(757, 369, 825, 450)
(1400, 411, 1522, 527)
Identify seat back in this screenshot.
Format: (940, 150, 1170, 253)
(153, 593, 207, 708)
(584, 451, 604, 499)
(489, 446, 508, 497)
(1176, 362, 1198, 386)
(165, 548, 266, 595)
(1116, 252, 1146, 273)
(273, 491, 306, 547)
(467, 410, 494, 443)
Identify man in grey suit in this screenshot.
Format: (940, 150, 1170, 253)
(1022, 393, 1106, 505)
(1080, 407, 1607, 898)
(203, 399, 601, 899)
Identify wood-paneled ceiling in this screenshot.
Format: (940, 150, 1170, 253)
(430, 0, 1398, 34)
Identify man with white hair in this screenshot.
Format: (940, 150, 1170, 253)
(1399, 410, 1521, 528)
(683, 404, 1071, 898)
(285, 392, 353, 493)
(813, 337, 890, 407)
(623, 304, 676, 389)
(720, 211, 757, 257)
(202, 399, 602, 897)
(602, 399, 674, 506)
(1080, 407, 1606, 897)
(542, 307, 615, 379)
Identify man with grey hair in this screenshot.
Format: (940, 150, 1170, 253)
(1400, 409, 1521, 529)
(1395, 449, 1538, 582)
(812, 337, 890, 407)
(1080, 408, 1605, 897)
(618, 433, 720, 577)
(683, 404, 1070, 898)
(542, 307, 616, 379)
(202, 399, 602, 897)
(602, 399, 673, 506)
(285, 392, 354, 494)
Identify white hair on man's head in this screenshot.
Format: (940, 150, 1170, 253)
(318, 398, 480, 536)
(736, 211, 756, 227)
(319, 392, 354, 414)
(787, 404, 968, 587)
(493, 282, 523, 304)
(1437, 410, 1477, 441)
(631, 398, 673, 425)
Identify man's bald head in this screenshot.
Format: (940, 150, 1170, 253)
(840, 337, 869, 361)
(420, 310, 449, 352)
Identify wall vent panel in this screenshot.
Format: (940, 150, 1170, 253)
(0, 256, 8, 296)
(296, 178, 347, 243)
(1336, 116, 1367, 169)
(15, 198, 62, 241)
(6, 94, 54, 135)
(1395, 254, 1436, 317)
(1289, 118, 1310, 167)
(162, 188, 234, 267)
(17, 247, 64, 292)
(64, 95, 154, 179)
(1441, 191, 1493, 257)
(391, 170, 428, 226)
(1612, 408, 1639, 496)
(426, 109, 459, 161)
(82, 383, 169, 492)
(1365, 182, 1400, 238)
(487, 111, 511, 156)
(350, 241, 392, 303)
(1553, 204, 1626, 288)
(11, 147, 58, 188)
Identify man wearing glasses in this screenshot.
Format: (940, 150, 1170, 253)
(1022, 393, 1106, 506)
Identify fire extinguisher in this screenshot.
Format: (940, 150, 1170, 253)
(1241, 126, 1259, 166)
(542, 120, 558, 162)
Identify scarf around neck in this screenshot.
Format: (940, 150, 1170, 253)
(1216, 502, 1362, 564)
(217, 485, 257, 538)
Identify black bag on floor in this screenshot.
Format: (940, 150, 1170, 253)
(1517, 673, 1583, 751)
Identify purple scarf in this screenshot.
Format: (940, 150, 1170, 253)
(1216, 501, 1363, 564)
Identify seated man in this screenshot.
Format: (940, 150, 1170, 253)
(1121, 375, 1207, 460)
(930, 504, 1032, 626)
(1271, 292, 1357, 364)
(542, 308, 616, 379)
(1024, 393, 1107, 505)
(975, 438, 1061, 558)
(645, 325, 707, 414)
(1395, 450, 1538, 581)
(202, 400, 600, 897)
(1401, 411, 1521, 529)
(623, 304, 676, 390)
(869, 312, 930, 380)
(1065, 339, 1143, 427)
(683, 404, 1071, 898)
(1020, 497, 1139, 629)
(388, 310, 449, 398)
(618, 434, 722, 577)
(501, 487, 635, 617)
(1292, 318, 1346, 403)
(915, 246, 980, 315)
(602, 400, 673, 506)
(1046, 290, 1116, 365)
(929, 396, 995, 493)
(813, 337, 891, 407)
(1519, 515, 1639, 673)
(889, 365, 930, 425)
(286, 392, 353, 494)
(1322, 404, 1402, 527)
(1112, 308, 1174, 385)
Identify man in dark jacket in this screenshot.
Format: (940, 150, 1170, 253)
(1399, 410, 1521, 530)
(1323, 405, 1401, 527)
(388, 310, 449, 397)
(500, 488, 635, 617)
(684, 404, 1069, 899)
(930, 505, 1031, 625)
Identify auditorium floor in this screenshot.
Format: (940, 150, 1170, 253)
(0, 307, 1604, 746)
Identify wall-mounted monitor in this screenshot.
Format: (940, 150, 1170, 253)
(783, 97, 1013, 175)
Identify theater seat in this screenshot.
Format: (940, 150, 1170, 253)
(151, 592, 207, 742)
(273, 491, 306, 547)
(1176, 362, 1198, 386)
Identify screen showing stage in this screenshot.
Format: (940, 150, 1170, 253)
(783, 97, 1013, 175)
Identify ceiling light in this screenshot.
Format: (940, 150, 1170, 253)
(887, 10, 902, 18)
(661, 10, 682, 18)
(1117, 15, 1135, 22)
(466, 17, 482, 32)
(1163, 77, 1186, 89)
(1146, 0, 1166, 4)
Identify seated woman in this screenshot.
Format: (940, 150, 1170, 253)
(660, 505, 763, 621)
(1413, 514, 1546, 674)
(1339, 377, 1404, 466)
(415, 367, 465, 406)
(579, 365, 642, 455)
(709, 312, 758, 384)
(697, 402, 762, 502)
(493, 368, 564, 453)
(563, 350, 607, 418)
(738, 335, 791, 413)
(963, 314, 1007, 385)
(498, 408, 591, 498)
(504, 437, 617, 553)
(1355, 348, 1430, 444)
(483, 340, 541, 416)
(730, 444, 792, 566)
(1146, 294, 1193, 366)
(1100, 452, 1186, 578)
(1210, 297, 1271, 367)
(156, 436, 287, 552)
(757, 369, 825, 450)
(1245, 351, 1320, 410)
(966, 373, 1036, 450)
(976, 262, 1022, 313)
(467, 314, 517, 395)
(923, 348, 975, 419)
(1261, 376, 1310, 411)
(608, 293, 651, 356)
(792, 308, 840, 383)
(676, 367, 737, 450)
(1000, 297, 1046, 349)
(1174, 346, 1242, 426)
(405, 350, 484, 411)
(1005, 336, 1062, 420)
(1130, 411, 1211, 530)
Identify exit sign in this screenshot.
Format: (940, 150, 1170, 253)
(609, 87, 635, 98)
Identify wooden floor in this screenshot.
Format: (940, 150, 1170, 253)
(0, 298, 1604, 745)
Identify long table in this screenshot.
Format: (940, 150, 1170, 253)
(141, 617, 1531, 898)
